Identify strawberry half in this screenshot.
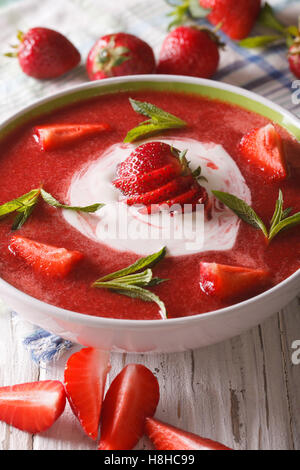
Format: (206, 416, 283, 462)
(64, 348, 110, 441)
(0, 381, 66, 434)
(145, 417, 232, 450)
(200, 262, 270, 300)
(98, 364, 160, 450)
(239, 124, 287, 181)
(9, 235, 83, 278)
(34, 123, 110, 151)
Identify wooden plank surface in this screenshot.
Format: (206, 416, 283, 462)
(0, 296, 299, 450)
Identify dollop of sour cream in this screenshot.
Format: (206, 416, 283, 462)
(63, 138, 251, 256)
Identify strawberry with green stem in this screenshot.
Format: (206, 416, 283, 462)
(5, 28, 80, 79)
(86, 33, 156, 81)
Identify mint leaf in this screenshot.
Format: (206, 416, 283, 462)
(239, 35, 283, 48)
(124, 99, 187, 143)
(96, 246, 166, 282)
(93, 247, 167, 319)
(41, 189, 104, 213)
(270, 189, 283, 231)
(0, 189, 41, 230)
(212, 190, 268, 238)
(269, 212, 300, 241)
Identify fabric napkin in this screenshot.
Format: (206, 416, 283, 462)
(0, 0, 299, 361)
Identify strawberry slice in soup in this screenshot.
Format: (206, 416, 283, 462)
(200, 262, 271, 300)
(239, 124, 288, 180)
(9, 235, 83, 278)
(34, 123, 110, 151)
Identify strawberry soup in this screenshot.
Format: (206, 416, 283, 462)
(0, 90, 299, 320)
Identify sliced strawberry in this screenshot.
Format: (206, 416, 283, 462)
(116, 142, 175, 178)
(98, 364, 159, 450)
(0, 380, 66, 434)
(9, 235, 83, 278)
(113, 162, 182, 196)
(126, 175, 195, 206)
(200, 262, 270, 300)
(145, 417, 232, 450)
(34, 123, 110, 151)
(239, 124, 287, 181)
(64, 348, 110, 441)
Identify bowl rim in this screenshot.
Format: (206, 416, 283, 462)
(0, 74, 299, 329)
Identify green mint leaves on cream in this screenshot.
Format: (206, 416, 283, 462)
(93, 247, 168, 319)
(124, 99, 187, 143)
(212, 189, 300, 243)
(0, 188, 104, 231)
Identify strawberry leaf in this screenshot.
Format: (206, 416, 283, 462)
(189, 0, 210, 18)
(124, 99, 187, 143)
(258, 3, 286, 33)
(239, 35, 283, 48)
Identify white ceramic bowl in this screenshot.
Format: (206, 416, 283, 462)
(0, 76, 299, 353)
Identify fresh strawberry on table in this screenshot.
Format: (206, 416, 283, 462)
(239, 124, 288, 181)
(145, 417, 232, 450)
(113, 142, 208, 213)
(6, 28, 81, 79)
(98, 364, 160, 450)
(86, 33, 156, 81)
(289, 36, 300, 79)
(0, 381, 66, 434)
(200, 262, 270, 300)
(199, 0, 261, 40)
(64, 348, 110, 441)
(9, 236, 83, 279)
(34, 123, 110, 151)
(157, 26, 221, 78)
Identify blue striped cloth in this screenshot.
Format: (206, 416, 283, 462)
(0, 0, 299, 362)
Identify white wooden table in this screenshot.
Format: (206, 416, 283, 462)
(0, 296, 299, 451)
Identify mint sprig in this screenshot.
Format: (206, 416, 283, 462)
(40, 189, 104, 213)
(212, 190, 300, 243)
(0, 189, 41, 231)
(239, 3, 297, 49)
(0, 188, 104, 231)
(93, 247, 168, 319)
(124, 99, 187, 143)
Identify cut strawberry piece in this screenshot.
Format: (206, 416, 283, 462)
(239, 124, 287, 181)
(34, 123, 110, 151)
(200, 262, 270, 300)
(64, 348, 110, 441)
(145, 417, 232, 450)
(9, 235, 83, 278)
(126, 175, 195, 206)
(98, 364, 159, 450)
(116, 142, 175, 178)
(0, 380, 66, 434)
(113, 162, 182, 196)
